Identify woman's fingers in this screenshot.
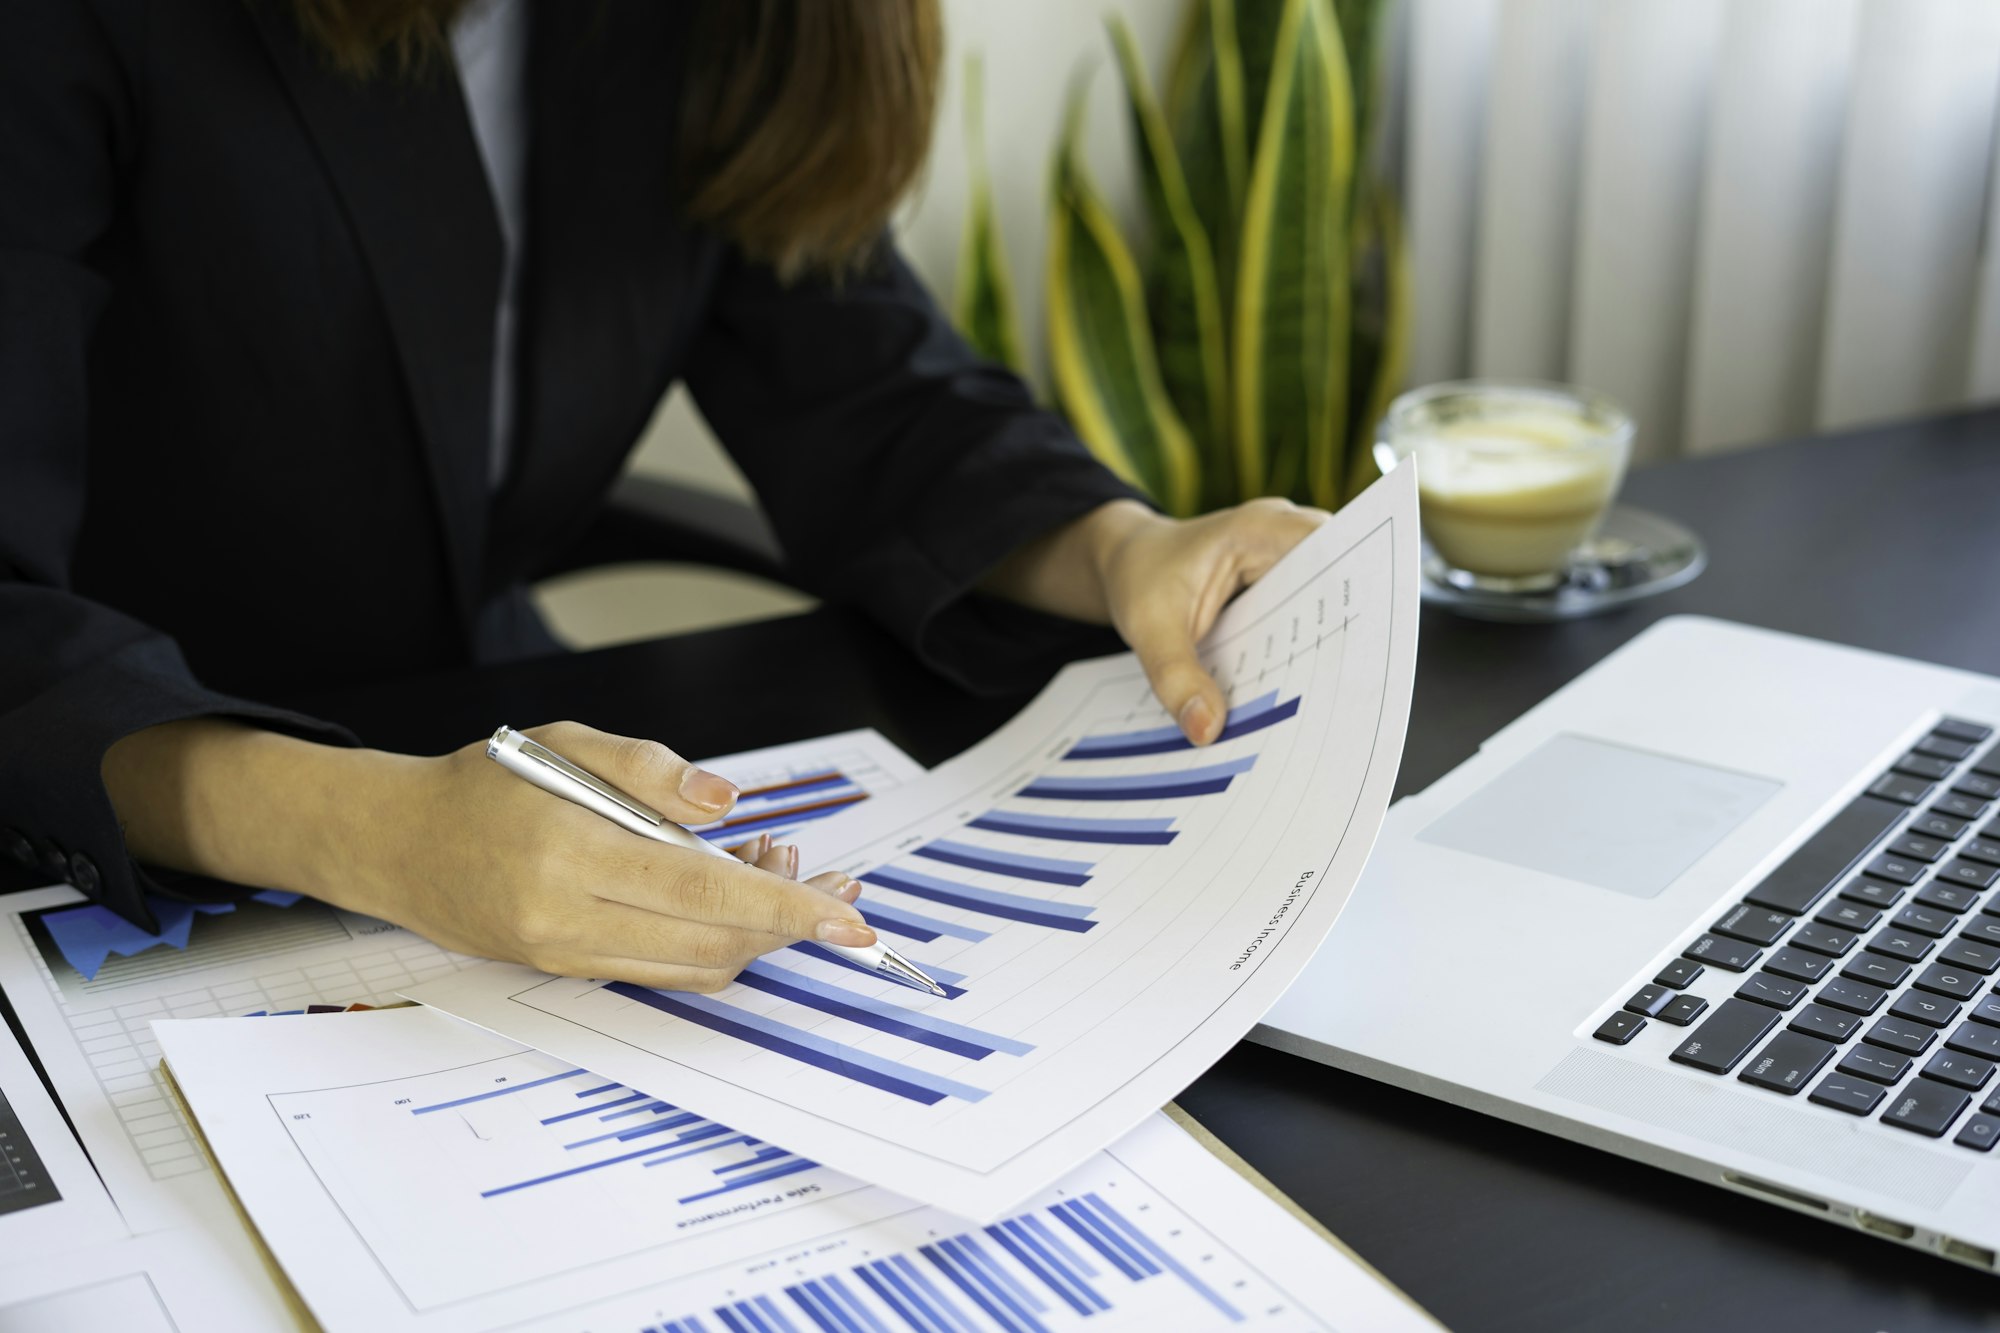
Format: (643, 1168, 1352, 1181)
(1118, 596, 1229, 745)
(594, 846, 873, 946)
(522, 720, 741, 823)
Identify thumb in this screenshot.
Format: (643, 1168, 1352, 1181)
(521, 721, 740, 824)
(1119, 606, 1228, 746)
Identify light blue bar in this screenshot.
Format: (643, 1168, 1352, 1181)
(862, 902, 990, 943)
(1083, 1193, 1241, 1323)
(916, 840, 1094, 880)
(715, 1146, 792, 1174)
(824, 1275, 892, 1333)
(1021, 1215, 1094, 1276)
(741, 961, 1035, 1057)
(1023, 754, 1256, 796)
(868, 866, 1095, 920)
(1068, 691, 1277, 754)
(601, 1100, 675, 1122)
(664, 991, 991, 1102)
(640, 1133, 751, 1167)
(411, 1067, 584, 1115)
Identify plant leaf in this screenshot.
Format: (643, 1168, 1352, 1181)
(1168, 0, 1248, 305)
(1046, 77, 1201, 516)
(952, 54, 1027, 374)
(1231, 0, 1355, 505)
(1233, 0, 1289, 180)
(1109, 14, 1232, 510)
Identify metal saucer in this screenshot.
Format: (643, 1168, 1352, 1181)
(1420, 506, 1706, 623)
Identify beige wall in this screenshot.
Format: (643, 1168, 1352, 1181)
(538, 0, 1188, 647)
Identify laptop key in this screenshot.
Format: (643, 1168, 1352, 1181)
(1939, 858, 2000, 891)
(1790, 923, 1858, 957)
(1976, 745, 2000, 778)
(1923, 1051, 1996, 1091)
(1811, 1073, 1888, 1115)
(1788, 1004, 1862, 1043)
(1837, 1044, 1912, 1084)
(1893, 753, 1956, 781)
(1711, 904, 1794, 947)
(1881, 1079, 1971, 1137)
(1862, 854, 1926, 886)
(1743, 795, 1906, 915)
(1819, 977, 1890, 1015)
(1654, 959, 1704, 989)
(1987, 1087, 2000, 1115)
(1912, 963, 1984, 1001)
(1593, 1012, 1646, 1045)
(1961, 837, 2000, 867)
(1670, 998, 1780, 1074)
(1870, 774, 1935, 807)
(1967, 994, 2000, 1026)
(1947, 1022, 2000, 1059)
(1658, 994, 1709, 1026)
(1890, 904, 1955, 939)
(1740, 1030, 1836, 1094)
(1935, 794, 1992, 821)
(1866, 929, 1934, 964)
(1840, 877, 1905, 909)
(1889, 832, 1949, 863)
(1624, 984, 1673, 1017)
(1939, 939, 2000, 974)
(1736, 973, 1808, 1011)
(1916, 735, 1977, 762)
(1914, 881, 1978, 913)
(1954, 1113, 2000, 1151)
(1934, 719, 1995, 745)
(1954, 774, 2000, 802)
(1914, 812, 1971, 841)
(1863, 1018, 1938, 1055)
(1683, 934, 1762, 972)
(1840, 952, 1911, 987)
(1958, 918, 2000, 948)
(1764, 947, 1833, 983)
(1889, 992, 1960, 1028)
(1816, 901, 1881, 932)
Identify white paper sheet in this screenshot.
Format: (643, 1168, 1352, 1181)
(155, 1005, 1437, 1332)
(407, 468, 1422, 1219)
(0, 730, 920, 1233)
(0, 1000, 127, 1261)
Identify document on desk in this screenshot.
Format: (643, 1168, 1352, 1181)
(156, 1004, 1439, 1332)
(0, 1000, 128, 1261)
(0, 728, 921, 1233)
(408, 467, 1422, 1220)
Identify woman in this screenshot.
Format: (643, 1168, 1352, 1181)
(0, 0, 1322, 992)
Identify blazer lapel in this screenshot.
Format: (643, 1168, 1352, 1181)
(248, 4, 502, 636)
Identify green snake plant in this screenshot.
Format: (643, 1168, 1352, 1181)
(954, 0, 1406, 517)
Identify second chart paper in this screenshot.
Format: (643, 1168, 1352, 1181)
(410, 467, 1421, 1219)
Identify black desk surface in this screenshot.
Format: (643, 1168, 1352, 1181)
(293, 411, 2000, 1331)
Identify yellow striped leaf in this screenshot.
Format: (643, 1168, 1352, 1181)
(1046, 79, 1200, 516)
(952, 54, 1026, 374)
(1109, 14, 1232, 509)
(1231, 0, 1355, 505)
(1167, 0, 1248, 301)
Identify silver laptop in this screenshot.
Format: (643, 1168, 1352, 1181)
(1259, 616, 2000, 1272)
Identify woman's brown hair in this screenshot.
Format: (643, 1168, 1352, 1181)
(293, 0, 942, 279)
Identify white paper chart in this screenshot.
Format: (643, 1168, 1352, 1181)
(410, 468, 1422, 1219)
(0, 730, 921, 1233)
(155, 1006, 1438, 1332)
(0, 1001, 127, 1264)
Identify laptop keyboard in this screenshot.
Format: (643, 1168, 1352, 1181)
(1594, 717, 2000, 1153)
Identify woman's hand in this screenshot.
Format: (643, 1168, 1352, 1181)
(103, 719, 875, 992)
(982, 497, 1327, 743)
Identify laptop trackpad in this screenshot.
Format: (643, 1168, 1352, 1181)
(1418, 734, 1782, 899)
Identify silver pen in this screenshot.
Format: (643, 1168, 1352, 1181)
(486, 726, 945, 997)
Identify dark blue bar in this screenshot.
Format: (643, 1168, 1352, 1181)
(967, 813, 1178, 846)
(715, 1146, 792, 1174)
(1017, 776, 1234, 801)
(921, 1244, 1037, 1333)
(574, 1081, 622, 1098)
(410, 1067, 584, 1115)
(861, 869, 1096, 934)
(860, 906, 939, 942)
(911, 842, 1092, 887)
(785, 1285, 844, 1333)
(823, 1275, 891, 1333)
(678, 1158, 818, 1204)
(889, 1257, 968, 1333)
(1084, 1193, 1241, 1321)
(700, 796, 862, 840)
(732, 967, 1002, 1060)
(1021, 1214, 1094, 1276)
(991, 1222, 1102, 1315)
(1051, 1202, 1147, 1280)
(715, 1305, 756, 1333)
(854, 1268, 926, 1333)
(955, 1235, 1043, 1314)
(1067, 696, 1300, 758)
(605, 983, 952, 1105)
(603, 1099, 676, 1122)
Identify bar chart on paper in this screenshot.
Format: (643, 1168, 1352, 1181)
(410, 468, 1422, 1219)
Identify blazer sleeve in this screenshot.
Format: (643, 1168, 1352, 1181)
(682, 242, 1145, 694)
(0, 0, 353, 926)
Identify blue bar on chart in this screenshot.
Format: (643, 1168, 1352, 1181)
(604, 983, 992, 1106)
(1065, 691, 1302, 759)
(784, 942, 971, 998)
(408, 1067, 586, 1115)
(860, 867, 1098, 934)
(679, 1156, 818, 1205)
(1018, 754, 1256, 802)
(859, 901, 991, 944)
(968, 811, 1179, 846)
(734, 961, 1035, 1060)
(912, 839, 1094, 887)
(689, 770, 869, 844)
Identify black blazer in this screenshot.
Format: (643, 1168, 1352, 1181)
(0, 0, 1135, 926)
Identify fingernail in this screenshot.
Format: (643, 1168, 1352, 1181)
(815, 918, 875, 948)
(1179, 696, 1215, 744)
(679, 767, 737, 812)
(783, 845, 800, 879)
(836, 876, 861, 904)
(751, 833, 772, 860)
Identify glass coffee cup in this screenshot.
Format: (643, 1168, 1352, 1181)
(1373, 381, 1634, 591)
